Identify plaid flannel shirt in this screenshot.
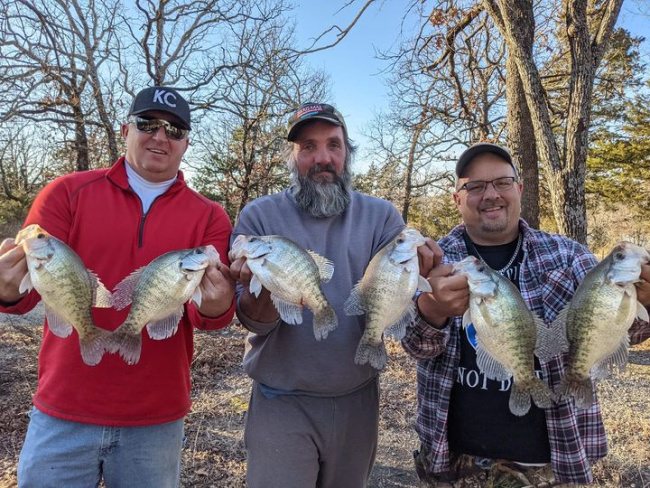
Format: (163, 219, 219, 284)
(403, 220, 650, 484)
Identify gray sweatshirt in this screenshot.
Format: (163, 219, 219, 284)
(233, 189, 404, 396)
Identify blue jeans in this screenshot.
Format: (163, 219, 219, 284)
(17, 407, 184, 488)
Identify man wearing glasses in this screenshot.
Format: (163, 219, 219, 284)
(402, 143, 649, 487)
(0, 86, 235, 487)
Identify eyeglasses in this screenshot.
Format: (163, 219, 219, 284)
(128, 116, 189, 141)
(458, 176, 518, 195)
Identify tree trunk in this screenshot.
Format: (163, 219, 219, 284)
(484, 0, 623, 243)
(504, 0, 538, 228)
(73, 105, 90, 171)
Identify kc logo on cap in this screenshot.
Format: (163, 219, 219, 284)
(152, 89, 178, 108)
(129, 86, 191, 130)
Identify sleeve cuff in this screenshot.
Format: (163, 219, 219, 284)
(236, 298, 281, 335)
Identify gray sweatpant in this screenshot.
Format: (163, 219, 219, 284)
(244, 379, 380, 488)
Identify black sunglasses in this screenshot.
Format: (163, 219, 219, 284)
(128, 116, 189, 141)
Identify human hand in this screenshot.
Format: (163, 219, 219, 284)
(196, 262, 235, 318)
(417, 238, 444, 278)
(636, 262, 650, 308)
(416, 263, 470, 328)
(228, 257, 254, 288)
(0, 238, 29, 304)
(227, 256, 278, 323)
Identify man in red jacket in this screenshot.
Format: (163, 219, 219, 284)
(0, 86, 235, 487)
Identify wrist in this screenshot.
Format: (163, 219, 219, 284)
(416, 294, 449, 329)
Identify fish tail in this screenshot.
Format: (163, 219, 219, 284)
(509, 381, 533, 416)
(78, 327, 111, 366)
(312, 306, 338, 341)
(558, 374, 594, 409)
(354, 339, 388, 370)
(105, 327, 143, 366)
(530, 377, 556, 409)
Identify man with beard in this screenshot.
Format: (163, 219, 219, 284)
(229, 102, 440, 488)
(403, 143, 650, 487)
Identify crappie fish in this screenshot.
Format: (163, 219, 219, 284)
(229, 234, 337, 340)
(554, 242, 650, 409)
(453, 256, 556, 416)
(108, 245, 220, 365)
(15, 224, 112, 366)
(344, 227, 432, 370)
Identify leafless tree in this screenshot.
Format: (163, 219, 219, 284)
(359, 1, 506, 223)
(189, 13, 329, 218)
(0, 0, 123, 169)
(0, 124, 52, 230)
(482, 0, 624, 243)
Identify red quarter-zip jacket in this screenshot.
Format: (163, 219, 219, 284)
(1, 158, 235, 425)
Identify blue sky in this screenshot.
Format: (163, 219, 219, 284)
(291, 1, 650, 172)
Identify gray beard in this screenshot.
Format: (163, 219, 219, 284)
(290, 163, 352, 218)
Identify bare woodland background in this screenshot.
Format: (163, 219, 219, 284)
(0, 0, 649, 486)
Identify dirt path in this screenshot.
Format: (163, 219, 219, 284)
(1, 309, 648, 487)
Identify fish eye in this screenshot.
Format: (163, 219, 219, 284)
(614, 251, 625, 261)
(477, 265, 485, 272)
(396, 238, 404, 244)
(37, 233, 45, 239)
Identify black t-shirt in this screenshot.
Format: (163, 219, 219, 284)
(446, 232, 551, 463)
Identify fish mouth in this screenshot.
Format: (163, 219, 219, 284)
(229, 235, 271, 261)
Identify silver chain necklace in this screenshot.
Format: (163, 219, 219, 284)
(472, 232, 523, 274)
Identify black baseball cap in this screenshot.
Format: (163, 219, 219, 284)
(455, 142, 516, 178)
(128, 86, 191, 130)
(287, 102, 347, 141)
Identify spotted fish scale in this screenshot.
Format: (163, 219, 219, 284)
(108, 246, 219, 365)
(553, 242, 650, 408)
(453, 256, 557, 416)
(15, 224, 112, 366)
(344, 227, 431, 370)
(229, 235, 337, 340)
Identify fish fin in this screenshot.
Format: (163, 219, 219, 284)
(18, 272, 33, 294)
(637, 301, 649, 322)
(343, 284, 366, 316)
(307, 250, 334, 283)
(191, 285, 203, 308)
(112, 268, 145, 310)
(535, 314, 568, 362)
(557, 373, 594, 409)
(417, 276, 432, 293)
(476, 345, 510, 381)
(591, 338, 630, 380)
(313, 305, 338, 341)
(477, 300, 496, 327)
(106, 329, 143, 366)
(146, 308, 183, 340)
(271, 295, 303, 325)
(78, 327, 110, 366)
(461, 310, 472, 329)
(45, 305, 74, 338)
(249, 275, 263, 298)
(385, 304, 416, 340)
(355, 338, 388, 370)
(90, 272, 112, 308)
(509, 382, 532, 416)
(529, 377, 555, 409)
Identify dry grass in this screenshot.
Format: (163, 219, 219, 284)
(0, 307, 648, 488)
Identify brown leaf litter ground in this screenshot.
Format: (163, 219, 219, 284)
(0, 307, 648, 487)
